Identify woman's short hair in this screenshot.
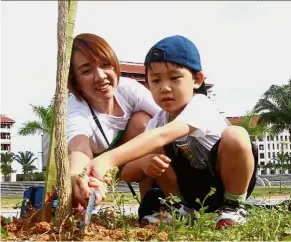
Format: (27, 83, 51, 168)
(68, 33, 120, 100)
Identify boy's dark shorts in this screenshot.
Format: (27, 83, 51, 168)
(163, 139, 259, 212)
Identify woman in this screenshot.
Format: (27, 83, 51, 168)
(67, 33, 160, 208)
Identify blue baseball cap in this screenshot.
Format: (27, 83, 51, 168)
(144, 35, 207, 95)
(144, 35, 202, 72)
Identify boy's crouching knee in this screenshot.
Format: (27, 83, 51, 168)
(220, 126, 252, 153)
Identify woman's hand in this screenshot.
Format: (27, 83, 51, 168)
(142, 154, 171, 177)
(71, 172, 107, 208)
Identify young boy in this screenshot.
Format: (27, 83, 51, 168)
(82, 35, 258, 229)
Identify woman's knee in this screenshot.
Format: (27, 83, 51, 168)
(126, 111, 152, 137)
(220, 126, 252, 153)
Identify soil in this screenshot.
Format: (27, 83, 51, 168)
(1, 207, 169, 241)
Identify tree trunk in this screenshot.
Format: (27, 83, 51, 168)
(54, 0, 78, 228)
(280, 169, 282, 192)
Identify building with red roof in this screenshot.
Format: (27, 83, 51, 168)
(120, 61, 214, 90)
(0, 115, 15, 153)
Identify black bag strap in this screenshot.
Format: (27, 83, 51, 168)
(84, 99, 140, 204)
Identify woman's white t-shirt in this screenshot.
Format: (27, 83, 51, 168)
(67, 77, 161, 155)
(146, 94, 231, 169)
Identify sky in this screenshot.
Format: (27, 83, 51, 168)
(1, 1, 291, 173)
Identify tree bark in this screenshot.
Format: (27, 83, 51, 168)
(54, 0, 77, 228)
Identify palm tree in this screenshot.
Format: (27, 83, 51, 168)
(253, 79, 291, 136)
(237, 111, 271, 142)
(263, 143, 291, 191)
(14, 151, 37, 180)
(18, 103, 54, 136)
(52, 0, 78, 228)
(0, 152, 14, 181)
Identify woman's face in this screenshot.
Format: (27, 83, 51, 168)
(72, 51, 118, 103)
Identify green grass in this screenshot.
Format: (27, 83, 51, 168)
(1, 186, 290, 208)
(0, 192, 137, 209)
(251, 186, 291, 198)
(159, 203, 291, 241)
(103, 192, 140, 204)
(1, 196, 23, 208)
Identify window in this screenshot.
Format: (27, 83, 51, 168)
(268, 152, 270, 158)
(276, 136, 279, 141)
(260, 153, 265, 159)
(260, 162, 265, 166)
(273, 152, 275, 158)
(267, 136, 270, 141)
(280, 136, 283, 141)
(273, 144, 275, 149)
(277, 143, 279, 149)
(261, 170, 267, 175)
(268, 144, 270, 149)
(271, 170, 276, 174)
(259, 145, 264, 150)
(271, 136, 274, 141)
(285, 136, 288, 141)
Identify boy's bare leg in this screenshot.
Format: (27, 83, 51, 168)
(138, 165, 180, 199)
(217, 126, 254, 195)
(139, 176, 154, 199)
(155, 165, 180, 197)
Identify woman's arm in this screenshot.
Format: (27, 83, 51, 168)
(69, 135, 105, 207)
(69, 135, 93, 175)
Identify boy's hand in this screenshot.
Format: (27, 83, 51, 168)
(142, 154, 171, 177)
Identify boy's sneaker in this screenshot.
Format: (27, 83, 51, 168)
(139, 210, 173, 226)
(139, 202, 195, 226)
(215, 199, 247, 229)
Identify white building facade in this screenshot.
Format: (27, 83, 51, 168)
(255, 130, 291, 175)
(0, 115, 17, 181)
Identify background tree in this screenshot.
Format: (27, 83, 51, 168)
(18, 103, 54, 136)
(263, 143, 291, 191)
(18, 101, 54, 181)
(14, 151, 38, 180)
(237, 111, 271, 141)
(0, 152, 14, 181)
(253, 79, 291, 136)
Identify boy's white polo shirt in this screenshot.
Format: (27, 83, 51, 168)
(146, 94, 230, 169)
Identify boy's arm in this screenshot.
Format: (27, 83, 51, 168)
(119, 154, 151, 182)
(87, 119, 195, 179)
(119, 147, 167, 182)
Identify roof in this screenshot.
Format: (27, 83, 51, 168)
(120, 62, 145, 74)
(0, 116, 15, 124)
(119, 61, 214, 88)
(227, 115, 260, 127)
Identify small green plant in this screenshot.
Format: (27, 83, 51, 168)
(105, 166, 130, 239)
(1, 227, 8, 240)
